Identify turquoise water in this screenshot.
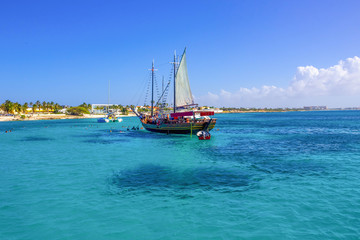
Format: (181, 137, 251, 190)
(1, 111, 360, 239)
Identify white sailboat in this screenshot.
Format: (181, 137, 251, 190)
(97, 81, 123, 123)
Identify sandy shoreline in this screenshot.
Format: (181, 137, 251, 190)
(0, 113, 136, 122)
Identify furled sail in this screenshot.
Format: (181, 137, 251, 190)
(175, 50, 194, 107)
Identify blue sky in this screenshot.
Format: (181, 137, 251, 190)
(1, 0, 360, 107)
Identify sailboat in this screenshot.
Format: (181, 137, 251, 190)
(97, 112, 123, 123)
(133, 49, 216, 134)
(97, 81, 123, 123)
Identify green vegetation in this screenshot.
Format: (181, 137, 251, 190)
(0, 101, 136, 120)
(1, 100, 15, 114)
(0, 100, 64, 115)
(66, 107, 90, 116)
(79, 102, 92, 111)
(120, 105, 128, 115)
(112, 104, 128, 115)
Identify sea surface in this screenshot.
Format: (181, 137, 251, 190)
(1, 111, 360, 239)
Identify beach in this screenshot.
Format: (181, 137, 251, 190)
(0, 113, 136, 122)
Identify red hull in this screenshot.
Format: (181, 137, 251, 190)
(198, 136, 211, 140)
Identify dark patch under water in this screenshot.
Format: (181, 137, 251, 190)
(109, 164, 252, 192)
(20, 136, 53, 141)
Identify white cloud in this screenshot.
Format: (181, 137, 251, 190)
(197, 56, 360, 108)
(206, 91, 219, 101)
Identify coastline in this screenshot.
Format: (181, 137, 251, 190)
(220, 110, 298, 113)
(0, 113, 136, 122)
(3, 109, 352, 122)
(0, 110, 308, 122)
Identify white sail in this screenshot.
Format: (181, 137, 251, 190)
(175, 50, 194, 107)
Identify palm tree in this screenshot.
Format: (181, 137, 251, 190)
(14, 102, 22, 115)
(36, 100, 41, 111)
(29, 102, 33, 107)
(122, 105, 129, 115)
(42, 101, 47, 112)
(50, 101, 54, 111)
(0, 103, 5, 113)
(32, 104, 37, 114)
(4, 100, 14, 114)
(54, 103, 60, 112)
(22, 102, 29, 114)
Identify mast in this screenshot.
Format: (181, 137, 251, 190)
(173, 51, 176, 113)
(108, 80, 110, 113)
(162, 75, 164, 109)
(151, 60, 154, 117)
(162, 76, 164, 94)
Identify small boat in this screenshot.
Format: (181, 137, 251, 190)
(97, 113, 123, 123)
(97, 80, 123, 123)
(197, 130, 211, 140)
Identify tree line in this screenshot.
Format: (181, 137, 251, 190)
(0, 100, 65, 114)
(0, 100, 131, 116)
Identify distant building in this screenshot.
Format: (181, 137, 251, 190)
(304, 106, 327, 110)
(344, 107, 360, 110)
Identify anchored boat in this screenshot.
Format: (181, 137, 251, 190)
(133, 49, 216, 134)
(97, 80, 123, 123)
(97, 112, 123, 123)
